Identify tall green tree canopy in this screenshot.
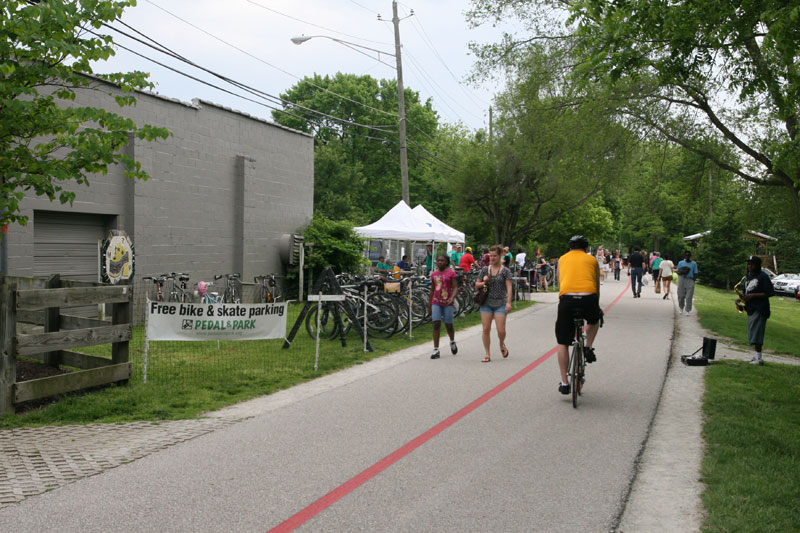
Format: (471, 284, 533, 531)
(450, 43, 630, 248)
(468, 0, 800, 217)
(0, 0, 169, 226)
(272, 73, 449, 225)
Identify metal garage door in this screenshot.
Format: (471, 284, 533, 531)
(34, 211, 111, 317)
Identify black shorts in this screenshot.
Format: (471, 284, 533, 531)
(555, 294, 601, 345)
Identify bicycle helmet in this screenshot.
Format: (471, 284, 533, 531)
(568, 235, 589, 250)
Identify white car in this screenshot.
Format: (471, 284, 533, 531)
(772, 273, 800, 296)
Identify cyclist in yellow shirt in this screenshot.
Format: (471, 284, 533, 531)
(555, 235, 602, 395)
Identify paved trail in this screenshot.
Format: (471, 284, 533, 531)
(0, 281, 677, 532)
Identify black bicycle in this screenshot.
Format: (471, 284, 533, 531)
(214, 273, 241, 304)
(568, 312, 587, 408)
(254, 274, 282, 303)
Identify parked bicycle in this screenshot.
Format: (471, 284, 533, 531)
(142, 274, 170, 301)
(305, 279, 396, 340)
(196, 280, 221, 304)
(168, 272, 193, 302)
(214, 273, 241, 304)
(254, 274, 283, 303)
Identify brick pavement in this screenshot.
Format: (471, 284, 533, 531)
(0, 417, 241, 508)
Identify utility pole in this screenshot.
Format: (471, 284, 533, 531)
(392, 0, 410, 206)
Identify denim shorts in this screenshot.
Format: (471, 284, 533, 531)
(431, 304, 455, 323)
(480, 303, 507, 315)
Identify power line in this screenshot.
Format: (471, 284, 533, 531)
(402, 52, 465, 124)
(103, 23, 401, 134)
(407, 14, 488, 110)
(345, 0, 381, 16)
(403, 49, 484, 122)
(142, 0, 401, 122)
(133, 1, 451, 160)
(239, 0, 392, 46)
(105, 35, 412, 150)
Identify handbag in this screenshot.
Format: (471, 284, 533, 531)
(474, 269, 493, 305)
(473, 284, 488, 306)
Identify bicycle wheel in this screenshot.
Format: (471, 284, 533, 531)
(305, 304, 339, 340)
(570, 342, 583, 408)
(367, 301, 398, 338)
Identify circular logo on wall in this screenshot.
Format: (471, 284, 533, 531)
(101, 230, 135, 284)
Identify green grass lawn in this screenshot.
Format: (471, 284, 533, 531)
(1, 301, 534, 429)
(693, 283, 800, 530)
(701, 361, 800, 531)
(692, 283, 800, 358)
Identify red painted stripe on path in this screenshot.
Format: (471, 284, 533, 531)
(270, 281, 631, 532)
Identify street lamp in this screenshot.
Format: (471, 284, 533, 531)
(290, 1, 411, 207)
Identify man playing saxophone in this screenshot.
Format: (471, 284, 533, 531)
(737, 256, 775, 365)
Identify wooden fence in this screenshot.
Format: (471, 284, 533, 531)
(0, 275, 132, 415)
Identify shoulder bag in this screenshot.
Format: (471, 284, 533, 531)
(473, 269, 491, 306)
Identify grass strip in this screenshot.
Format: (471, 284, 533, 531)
(701, 361, 800, 531)
(692, 283, 800, 358)
(1, 301, 534, 429)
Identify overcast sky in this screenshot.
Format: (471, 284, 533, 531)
(96, 0, 513, 132)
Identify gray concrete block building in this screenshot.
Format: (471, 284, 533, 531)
(3, 79, 314, 319)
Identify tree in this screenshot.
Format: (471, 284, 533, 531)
(468, 0, 800, 218)
(272, 73, 448, 224)
(695, 211, 749, 289)
(0, 0, 169, 227)
(449, 43, 632, 249)
(301, 215, 368, 279)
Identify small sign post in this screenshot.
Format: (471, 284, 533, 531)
(307, 294, 345, 371)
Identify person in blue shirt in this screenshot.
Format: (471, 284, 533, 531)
(396, 255, 409, 271)
(737, 256, 775, 365)
(676, 250, 699, 315)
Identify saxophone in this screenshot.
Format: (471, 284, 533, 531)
(733, 276, 746, 314)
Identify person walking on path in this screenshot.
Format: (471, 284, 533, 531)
(429, 255, 458, 359)
(628, 247, 646, 298)
(676, 251, 699, 315)
(613, 251, 622, 281)
(737, 255, 775, 365)
(537, 256, 550, 292)
(475, 245, 513, 362)
(658, 254, 675, 299)
(651, 252, 663, 294)
(596, 247, 608, 283)
(555, 235, 601, 394)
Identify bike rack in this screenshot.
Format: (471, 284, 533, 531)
(282, 267, 373, 352)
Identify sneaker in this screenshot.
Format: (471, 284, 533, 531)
(450, 340, 458, 355)
(749, 356, 764, 365)
(558, 382, 570, 395)
(584, 347, 596, 364)
(430, 349, 440, 360)
(679, 309, 684, 315)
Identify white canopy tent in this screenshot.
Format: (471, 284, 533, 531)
(411, 204, 465, 243)
(354, 201, 465, 265)
(354, 200, 464, 243)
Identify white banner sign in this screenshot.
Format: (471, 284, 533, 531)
(146, 300, 287, 341)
